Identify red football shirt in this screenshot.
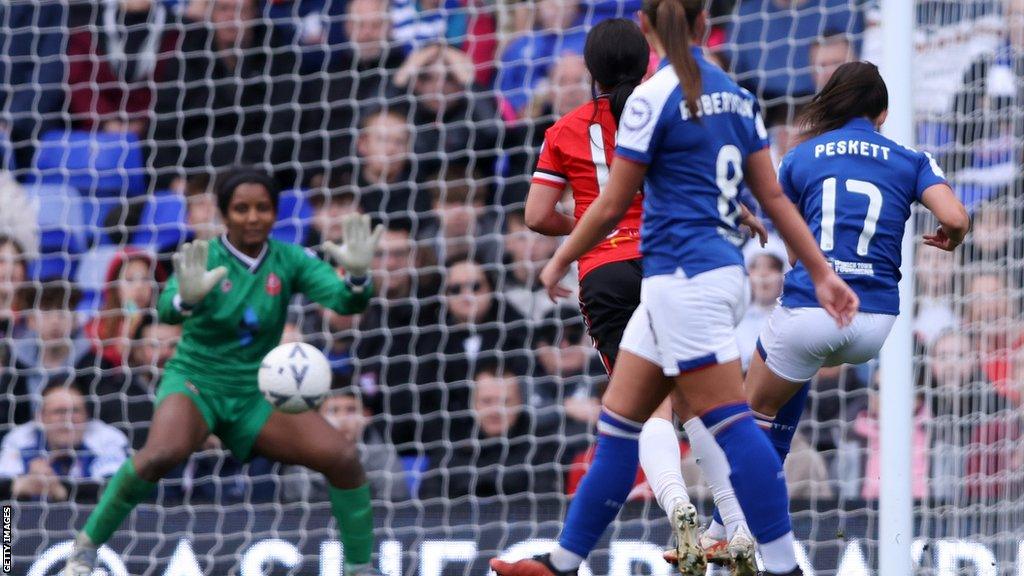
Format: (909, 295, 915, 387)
(531, 98, 644, 280)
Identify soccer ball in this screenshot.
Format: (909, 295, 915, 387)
(258, 342, 332, 413)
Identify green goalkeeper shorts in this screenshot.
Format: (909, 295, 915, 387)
(155, 370, 274, 461)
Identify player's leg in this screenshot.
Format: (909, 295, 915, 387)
(490, 345, 674, 576)
(253, 410, 375, 573)
(649, 267, 798, 575)
(65, 393, 209, 575)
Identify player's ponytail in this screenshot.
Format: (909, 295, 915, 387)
(643, 0, 704, 120)
(584, 19, 649, 123)
(798, 61, 888, 141)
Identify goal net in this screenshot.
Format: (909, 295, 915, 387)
(2, 0, 1021, 574)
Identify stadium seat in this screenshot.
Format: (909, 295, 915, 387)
(271, 189, 312, 245)
(134, 191, 188, 252)
(29, 130, 146, 197)
(25, 184, 87, 280)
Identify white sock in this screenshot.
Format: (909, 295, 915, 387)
(759, 532, 798, 573)
(639, 417, 690, 519)
(704, 519, 726, 540)
(549, 545, 584, 572)
(683, 417, 746, 540)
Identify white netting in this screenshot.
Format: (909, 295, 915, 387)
(1, 0, 1021, 574)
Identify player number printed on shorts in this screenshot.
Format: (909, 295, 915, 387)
(820, 177, 883, 256)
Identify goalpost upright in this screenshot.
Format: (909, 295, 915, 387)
(878, 0, 916, 573)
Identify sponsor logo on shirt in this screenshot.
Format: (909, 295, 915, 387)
(266, 273, 281, 296)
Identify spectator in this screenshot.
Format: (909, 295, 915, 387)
(354, 220, 441, 450)
(924, 330, 995, 502)
(0, 175, 40, 261)
(96, 313, 181, 449)
(502, 209, 566, 321)
(84, 249, 165, 367)
(962, 199, 1024, 287)
(419, 364, 564, 499)
(964, 273, 1023, 395)
(9, 284, 118, 411)
(530, 305, 605, 439)
(182, 172, 224, 241)
(394, 44, 501, 178)
(913, 244, 958, 346)
(964, 347, 1023, 501)
(282, 388, 408, 501)
(421, 166, 501, 266)
(736, 250, 785, 371)
(0, 235, 30, 439)
(853, 381, 929, 500)
(523, 52, 591, 120)
(66, 0, 180, 140)
(0, 383, 129, 502)
(727, 0, 861, 125)
(298, 0, 407, 177)
(153, 0, 303, 186)
(325, 110, 428, 219)
(810, 30, 856, 92)
(306, 187, 363, 249)
(497, 0, 586, 117)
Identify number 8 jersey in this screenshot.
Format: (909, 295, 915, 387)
(778, 117, 948, 315)
(616, 47, 769, 279)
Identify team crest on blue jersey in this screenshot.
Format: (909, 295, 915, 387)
(623, 97, 652, 130)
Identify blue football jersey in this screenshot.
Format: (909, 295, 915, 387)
(616, 48, 770, 278)
(779, 117, 948, 314)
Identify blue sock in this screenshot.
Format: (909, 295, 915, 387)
(753, 382, 810, 463)
(702, 402, 792, 544)
(557, 409, 642, 557)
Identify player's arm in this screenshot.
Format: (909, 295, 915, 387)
(525, 182, 575, 236)
(315, 214, 383, 314)
(745, 148, 859, 325)
(540, 158, 646, 299)
(158, 241, 227, 324)
(920, 183, 970, 251)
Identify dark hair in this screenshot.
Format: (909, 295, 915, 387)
(642, 0, 704, 119)
(25, 281, 81, 312)
(215, 166, 281, 217)
(584, 18, 650, 122)
(798, 61, 888, 141)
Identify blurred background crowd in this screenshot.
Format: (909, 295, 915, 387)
(0, 0, 1021, 508)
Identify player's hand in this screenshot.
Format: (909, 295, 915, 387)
(539, 256, 573, 302)
(922, 225, 962, 252)
(323, 214, 384, 279)
(173, 240, 228, 306)
(813, 271, 859, 327)
(739, 205, 768, 247)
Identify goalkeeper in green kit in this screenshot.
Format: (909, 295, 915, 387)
(65, 167, 385, 576)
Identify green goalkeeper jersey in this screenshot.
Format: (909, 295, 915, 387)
(158, 236, 372, 392)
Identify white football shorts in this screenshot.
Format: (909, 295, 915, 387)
(757, 306, 897, 382)
(620, 265, 749, 377)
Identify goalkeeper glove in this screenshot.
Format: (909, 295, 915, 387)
(172, 240, 228, 308)
(323, 214, 384, 280)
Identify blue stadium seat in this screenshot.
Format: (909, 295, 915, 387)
(80, 196, 128, 247)
(75, 246, 122, 316)
(134, 191, 188, 252)
(26, 184, 86, 280)
(271, 189, 312, 245)
(30, 130, 146, 197)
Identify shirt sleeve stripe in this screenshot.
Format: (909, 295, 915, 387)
(531, 171, 567, 186)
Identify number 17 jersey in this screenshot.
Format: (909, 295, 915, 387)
(778, 117, 948, 315)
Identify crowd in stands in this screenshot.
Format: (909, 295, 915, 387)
(0, 0, 1021, 508)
